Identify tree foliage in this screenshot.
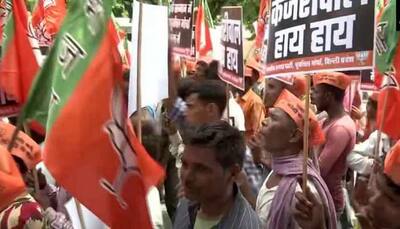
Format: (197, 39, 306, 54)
(112, 0, 260, 36)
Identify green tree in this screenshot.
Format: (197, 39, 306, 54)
(112, 0, 260, 36)
(206, 0, 259, 36)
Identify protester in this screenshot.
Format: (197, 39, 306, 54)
(0, 145, 46, 228)
(184, 80, 264, 199)
(131, 108, 179, 225)
(263, 75, 307, 109)
(347, 93, 390, 175)
(251, 74, 307, 170)
(174, 121, 261, 229)
(346, 92, 391, 210)
(255, 89, 336, 228)
(362, 92, 379, 141)
(184, 80, 227, 126)
(246, 57, 264, 97)
(196, 61, 246, 133)
(194, 59, 210, 80)
(294, 140, 400, 229)
(236, 64, 265, 140)
(194, 61, 208, 79)
(311, 72, 356, 221)
(357, 140, 400, 229)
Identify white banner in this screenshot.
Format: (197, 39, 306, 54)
(128, 1, 169, 116)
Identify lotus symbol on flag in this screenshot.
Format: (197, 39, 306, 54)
(0, 0, 11, 41)
(356, 51, 369, 64)
(100, 85, 141, 210)
(381, 66, 400, 90)
(376, 22, 388, 55)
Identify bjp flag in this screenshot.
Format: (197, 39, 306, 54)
(31, 0, 67, 46)
(195, 0, 213, 57)
(0, 0, 39, 103)
(375, 0, 400, 140)
(18, 0, 165, 228)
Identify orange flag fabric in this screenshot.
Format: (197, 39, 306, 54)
(18, 1, 165, 227)
(31, 0, 67, 46)
(0, 0, 39, 103)
(195, 0, 212, 57)
(0, 145, 26, 211)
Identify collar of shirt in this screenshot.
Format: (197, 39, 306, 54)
(184, 184, 250, 227)
(237, 89, 257, 104)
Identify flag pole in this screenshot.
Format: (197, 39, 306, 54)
(7, 122, 21, 152)
(226, 84, 230, 125)
(348, 81, 352, 113)
(302, 75, 311, 192)
(136, 0, 144, 143)
(21, 123, 40, 194)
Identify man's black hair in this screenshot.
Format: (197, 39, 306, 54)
(12, 155, 28, 175)
(177, 77, 197, 101)
(187, 80, 227, 115)
(205, 60, 220, 80)
(320, 83, 346, 103)
(184, 121, 245, 169)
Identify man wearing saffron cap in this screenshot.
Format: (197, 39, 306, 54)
(255, 89, 337, 228)
(0, 122, 73, 228)
(249, 74, 307, 168)
(311, 72, 356, 219)
(294, 140, 400, 229)
(263, 74, 307, 108)
(0, 145, 45, 228)
(236, 61, 265, 141)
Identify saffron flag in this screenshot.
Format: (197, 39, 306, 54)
(375, 0, 400, 140)
(0, 0, 39, 103)
(254, 0, 269, 60)
(111, 18, 131, 72)
(195, 0, 212, 57)
(18, 0, 164, 227)
(0, 0, 9, 44)
(0, 145, 26, 211)
(31, 0, 67, 46)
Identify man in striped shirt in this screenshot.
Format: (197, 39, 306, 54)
(174, 121, 261, 229)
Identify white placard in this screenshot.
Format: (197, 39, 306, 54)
(128, 1, 169, 116)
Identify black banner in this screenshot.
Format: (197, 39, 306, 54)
(218, 6, 244, 90)
(360, 69, 376, 90)
(264, 0, 375, 76)
(169, 0, 194, 56)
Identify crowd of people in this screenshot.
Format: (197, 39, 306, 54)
(1, 57, 400, 229)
